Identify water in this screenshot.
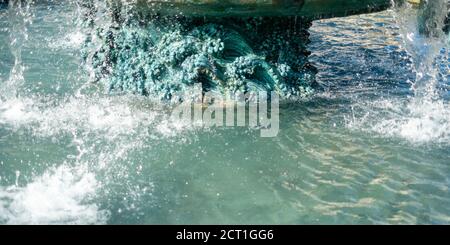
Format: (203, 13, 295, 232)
(0, 1, 449, 224)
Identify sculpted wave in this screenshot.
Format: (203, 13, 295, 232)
(82, 2, 316, 100)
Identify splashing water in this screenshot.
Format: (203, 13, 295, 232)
(347, 0, 450, 143)
(1, 1, 450, 224)
(0, 0, 191, 224)
(392, 0, 450, 141)
(1, 0, 32, 98)
(0, 164, 109, 225)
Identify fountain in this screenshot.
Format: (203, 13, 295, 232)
(1, 0, 450, 225)
(82, 0, 447, 101)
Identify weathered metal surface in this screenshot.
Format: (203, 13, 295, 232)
(133, 0, 392, 19)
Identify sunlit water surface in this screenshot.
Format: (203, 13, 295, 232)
(0, 2, 449, 224)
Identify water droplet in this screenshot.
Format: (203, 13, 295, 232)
(15, 170, 20, 186)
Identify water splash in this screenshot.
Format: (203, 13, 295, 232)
(1, 1, 449, 225)
(1, 0, 33, 99)
(389, 0, 450, 143)
(0, 164, 109, 225)
(347, 1, 450, 144)
(0, 1, 192, 224)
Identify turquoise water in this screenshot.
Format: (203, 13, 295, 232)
(0, 1, 449, 224)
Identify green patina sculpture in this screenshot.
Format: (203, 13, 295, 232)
(83, 0, 394, 101)
(86, 15, 315, 100)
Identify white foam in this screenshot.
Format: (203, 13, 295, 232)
(49, 31, 86, 49)
(396, 99, 449, 142)
(0, 95, 193, 140)
(0, 98, 37, 124)
(0, 95, 190, 224)
(346, 96, 450, 144)
(0, 164, 109, 225)
(345, 4, 450, 144)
